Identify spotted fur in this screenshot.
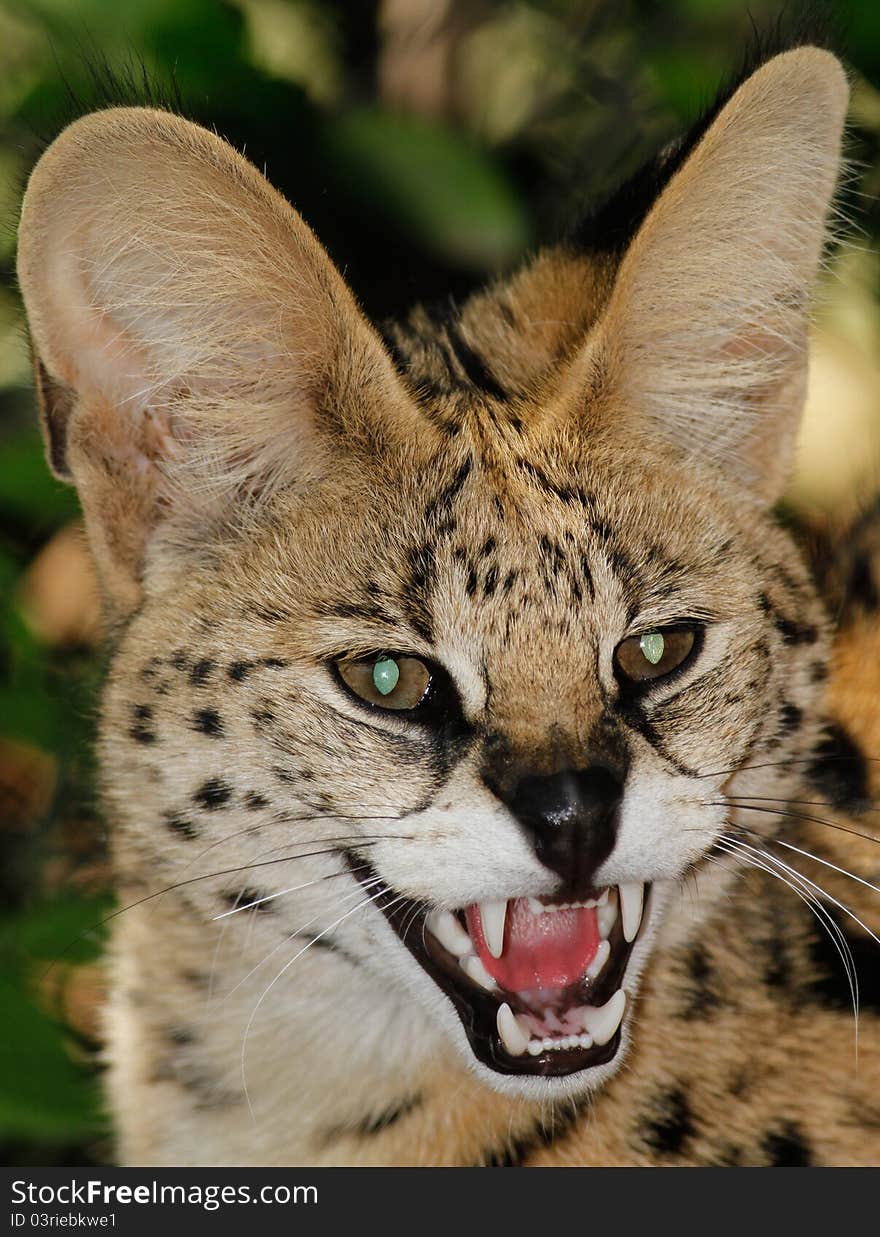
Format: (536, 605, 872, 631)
(15, 42, 880, 1165)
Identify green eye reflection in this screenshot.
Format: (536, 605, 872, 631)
(639, 632, 665, 665)
(337, 654, 432, 710)
(615, 627, 696, 683)
(372, 657, 400, 696)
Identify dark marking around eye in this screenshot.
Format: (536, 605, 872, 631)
(760, 1123, 812, 1167)
(193, 708, 223, 737)
(194, 778, 232, 810)
(641, 1088, 695, 1156)
(806, 723, 870, 813)
(328, 600, 399, 625)
(165, 813, 198, 840)
(130, 704, 157, 745)
(189, 659, 215, 686)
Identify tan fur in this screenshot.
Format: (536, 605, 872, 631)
(16, 47, 880, 1166)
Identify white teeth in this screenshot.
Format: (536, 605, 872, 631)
(527, 897, 544, 916)
(461, 954, 498, 991)
(527, 1039, 544, 1056)
(582, 989, 627, 1046)
(496, 1003, 530, 1057)
(619, 882, 644, 943)
(585, 939, 611, 981)
(597, 894, 617, 939)
(479, 899, 508, 958)
(425, 909, 472, 958)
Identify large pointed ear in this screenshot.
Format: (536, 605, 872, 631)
(592, 47, 849, 501)
(17, 108, 422, 619)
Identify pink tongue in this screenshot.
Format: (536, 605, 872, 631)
(465, 898, 600, 992)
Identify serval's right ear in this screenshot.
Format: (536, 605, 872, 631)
(16, 108, 423, 621)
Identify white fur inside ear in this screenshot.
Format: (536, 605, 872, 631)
(600, 48, 849, 500)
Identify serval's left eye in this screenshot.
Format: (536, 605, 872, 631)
(615, 628, 696, 683)
(336, 654, 432, 711)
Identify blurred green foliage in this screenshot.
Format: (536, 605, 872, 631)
(0, 0, 878, 1166)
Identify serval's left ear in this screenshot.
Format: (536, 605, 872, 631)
(594, 47, 849, 502)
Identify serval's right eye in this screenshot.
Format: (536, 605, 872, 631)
(336, 654, 432, 711)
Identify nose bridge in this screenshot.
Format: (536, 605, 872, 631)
(485, 668, 611, 792)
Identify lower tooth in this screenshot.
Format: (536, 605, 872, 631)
(461, 954, 498, 991)
(425, 909, 471, 957)
(586, 939, 611, 980)
(496, 1002, 530, 1056)
(528, 1040, 544, 1056)
(582, 989, 627, 1046)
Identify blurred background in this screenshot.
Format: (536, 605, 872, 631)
(1, 0, 879, 1166)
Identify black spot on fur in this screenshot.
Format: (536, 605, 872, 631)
(129, 704, 157, 745)
(773, 613, 818, 646)
(223, 887, 274, 913)
(170, 650, 189, 670)
(167, 1025, 196, 1046)
(319, 1095, 423, 1147)
(194, 778, 232, 810)
(807, 723, 870, 813)
(244, 791, 270, 811)
(809, 911, 880, 1014)
(678, 944, 720, 1017)
(192, 708, 223, 737)
(778, 701, 803, 735)
(189, 659, 215, 686)
(760, 1122, 812, 1166)
(164, 813, 198, 840)
(228, 660, 255, 681)
(641, 1088, 695, 1157)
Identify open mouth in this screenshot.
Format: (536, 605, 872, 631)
(348, 855, 649, 1077)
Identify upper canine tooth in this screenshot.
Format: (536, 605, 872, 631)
(479, 900, 508, 958)
(425, 909, 471, 958)
(581, 989, 627, 1046)
(496, 1002, 530, 1057)
(619, 882, 644, 943)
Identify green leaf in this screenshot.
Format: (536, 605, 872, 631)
(327, 108, 531, 272)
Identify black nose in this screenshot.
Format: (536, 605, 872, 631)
(505, 767, 623, 894)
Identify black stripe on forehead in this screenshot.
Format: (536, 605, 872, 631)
(380, 300, 508, 403)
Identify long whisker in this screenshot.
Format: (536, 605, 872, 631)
(240, 885, 406, 1120)
(696, 754, 880, 780)
(211, 864, 374, 920)
(221, 876, 383, 1000)
(705, 799, 880, 847)
(41, 838, 413, 980)
(715, 836, 859, 1045)
(727, 835, 880, 950)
